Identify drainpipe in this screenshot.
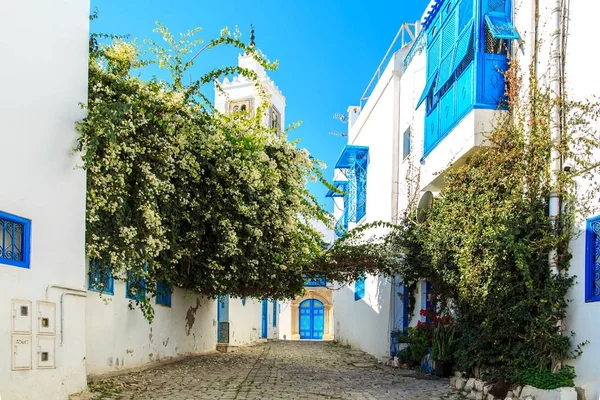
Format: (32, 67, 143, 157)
(548, 0, 562, 276)
(60, 291, 86, 346)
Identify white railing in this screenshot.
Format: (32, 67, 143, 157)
(360, 22, 421, 109)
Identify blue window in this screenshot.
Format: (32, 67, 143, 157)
(326, 181, 350, 238)
(334, 146, 369, 225)
(585, 216, 600, 303)
(126, 271, 146, 301)
(416, 0, 518, 157)
(88, 259, 114, 295)
(156, 281, 172, 307)
(304, 276, 326, 287)
(241, 297, 246, 306)
(354, 276, 365, 301)
(272, 300, 277, 327)
(0, 211, 31, 269)
(403, 128, 411, 160)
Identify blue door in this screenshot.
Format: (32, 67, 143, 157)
(299, 299, 324, 339)
(390, 277, 409, 356)
(217, 295, 229, 343)
(261, 298, 268, 338)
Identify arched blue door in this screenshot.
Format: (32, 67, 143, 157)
(299, 299, 324, 339)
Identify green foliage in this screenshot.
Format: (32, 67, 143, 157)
(519, 365, 576, 390)
(78, 23, 331, 320)
(432, 319, 456, 362)
(407, 326, 430, 363)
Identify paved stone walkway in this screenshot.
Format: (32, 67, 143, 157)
(72, 341, 461, 400)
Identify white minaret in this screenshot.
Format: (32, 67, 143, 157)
(214, 26, 286, 135)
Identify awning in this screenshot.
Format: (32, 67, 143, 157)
(484, 14, 520, 40)
(334, 145, 369, 169)
(416, 70, 438, 109)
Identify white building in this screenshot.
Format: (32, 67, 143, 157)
(0, 0, 90, 398)
(329, 0, 600, 397)
(0, 5, 283, 397)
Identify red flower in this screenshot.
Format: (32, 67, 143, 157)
(419, 309, 427, 316)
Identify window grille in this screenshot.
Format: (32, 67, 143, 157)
(156, 281, 172, 307)
(126, 271, 146, 301)
(354, 277, 365, 301)
(585, 216, 600, 302)
(0, 211, 31, 269)
(88, 259, 114, 295)
(487, 0, 506, 13)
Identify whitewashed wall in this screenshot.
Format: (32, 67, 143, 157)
(85, 285, 217, 375)
(0, 0, 90, 398)
(228, 298, 262, 345)
(332, 50, 405, 357)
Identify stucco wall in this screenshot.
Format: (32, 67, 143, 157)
(228, 297, 263, 345)
(0, 0, 90, 398)
(85, 285, 217, 376)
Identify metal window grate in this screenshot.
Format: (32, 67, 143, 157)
(0, 218, 24, 262)
(88, 259, 115, 295)
(484, 23, 509, 55)
(488, 0, 506, 13)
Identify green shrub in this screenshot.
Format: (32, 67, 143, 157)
(407, 326, 430, 363)
(519, 365, 576, 390)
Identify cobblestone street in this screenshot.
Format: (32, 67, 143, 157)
(72, 341, 458, 400)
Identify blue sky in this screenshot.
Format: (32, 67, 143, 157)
(91, 0, 427, 212)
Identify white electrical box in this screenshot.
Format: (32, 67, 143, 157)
(12, 335, 32, 370)
(12, 299, 32, 334)
(37, 301, 56, 336)
(37, 337, 55, 369)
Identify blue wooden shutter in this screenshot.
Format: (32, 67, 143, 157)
(484, 14, 520, 40)
(354, 277, 365, 301)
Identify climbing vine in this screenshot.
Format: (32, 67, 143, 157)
(78, 22, 332, 321)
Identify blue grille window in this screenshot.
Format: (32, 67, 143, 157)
(417, 0, 519, 157)
(126, 271, 146, 301)
(272, 300, 277, 327)
(0, 211, 31, 269)
(333, 146, 369, 227)
(156, 281, 172, 307)
(88, 259, 114, 295)
(585, 216, 600, 303)
(354, 276, 365, 301)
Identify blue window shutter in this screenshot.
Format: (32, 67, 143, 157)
(416, 71, 439, 109)
(453, 23, 474, 72)
(585, 216, 600, 302)
(272, 300, 277, 327)
(126, 270, 146, 301)
(354, 277, 365, 301)
(156, 281, 172, 307)
(484, 14, 520, 40)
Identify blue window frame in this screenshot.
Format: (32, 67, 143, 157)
(156, 281, 172, 307)
(126, 270, 146, 301)
(334, 146, 369, 225)
(0, 211, 31, 269)
(88, 259, 114, 295)
(272, 300, 277, 327)
(354, 276, 365, 301)
(304, 276, 326, 287)
(585, 216, 600, 303)
(403, 128, 411, 160)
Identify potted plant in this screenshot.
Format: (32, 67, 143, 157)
(432, 316, 455, 377)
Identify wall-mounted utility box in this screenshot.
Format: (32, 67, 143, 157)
(12, 335, 32, 370)
(37, 301, 56, 336)
(37, 337, 55, 369)
(12, 299, 32, 334)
